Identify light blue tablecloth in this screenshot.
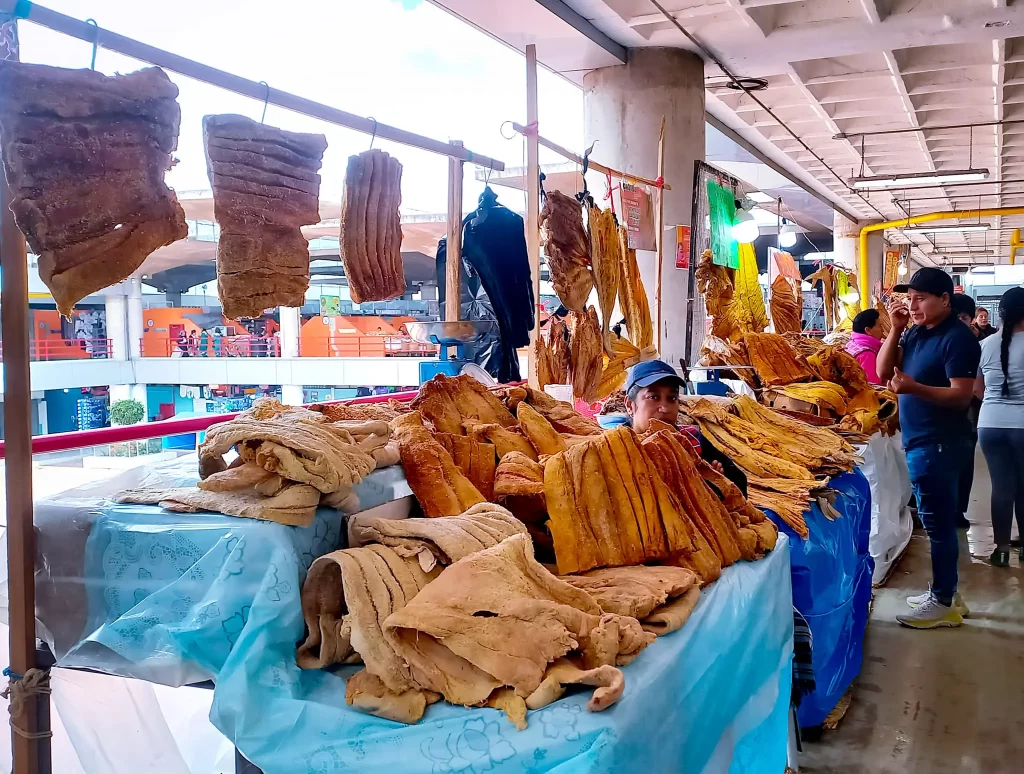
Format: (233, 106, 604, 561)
(209, 536, 793, 774)
(39, 462, 794, 773)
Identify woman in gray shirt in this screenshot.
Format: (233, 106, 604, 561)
(976, 287, 1024, 566)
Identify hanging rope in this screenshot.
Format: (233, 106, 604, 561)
(2, 667, 52, 740)
(604, 171, 619, 216)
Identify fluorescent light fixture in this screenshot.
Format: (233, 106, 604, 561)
(746, 191, 774, 203)
(903, 223, 991, 235)
(849, 168, 989, 189)
(929, 249, 994, 256)
(970, 266, 996, 275)
(731, 210, 760, 244)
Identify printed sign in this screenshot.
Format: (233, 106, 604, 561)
(620, 182, 656, 251)
(320, 295, 341, 316)
(676, 225, 691, 269)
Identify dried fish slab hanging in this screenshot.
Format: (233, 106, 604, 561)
(340, 149, 406, 303)
(0, 63, 188, 316)
(204, 114, 327, 318)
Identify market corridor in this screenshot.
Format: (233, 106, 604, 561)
(801, 449, 1024, 773)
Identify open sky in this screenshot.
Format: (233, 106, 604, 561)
(18, 0, 585, 215)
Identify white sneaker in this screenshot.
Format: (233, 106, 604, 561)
(896, 594, 963, 629)
(907, 589, 969, 618)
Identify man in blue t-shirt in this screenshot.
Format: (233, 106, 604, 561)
(878, 268, 981, 629)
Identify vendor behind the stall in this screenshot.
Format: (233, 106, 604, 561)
(622, 360, 748, 495)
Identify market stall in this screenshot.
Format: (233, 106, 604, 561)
(683, 192, 914, 729)
(0, 5, 799, 774)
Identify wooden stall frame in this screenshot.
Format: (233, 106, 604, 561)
(509, 119, 672, 358)
(525, 44, 541, 388)
(0, 2, 506, 771)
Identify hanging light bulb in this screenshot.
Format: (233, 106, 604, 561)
(779, 219, 798, 248)
(898, 261, 909, 277)
(731, 209, 760, 244)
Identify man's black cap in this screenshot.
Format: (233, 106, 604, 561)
(893, 267, 954, 298)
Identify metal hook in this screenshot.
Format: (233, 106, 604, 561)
(367, 117, 378, 150)
(85, 18, 98, 70)
(483, 164, 493, 185)
(258, 81, 270, 124)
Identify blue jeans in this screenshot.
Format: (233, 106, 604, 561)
(906, 440, 971, 606)
(978, 427, 1024, 547)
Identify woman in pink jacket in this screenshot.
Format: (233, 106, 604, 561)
(846, 309, 884, 384)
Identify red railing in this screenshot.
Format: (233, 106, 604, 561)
(0, 390, 419, 459)
(299, 336, 438, 358)
(140, 336, 437, 358)
(0, 338, 113, 362)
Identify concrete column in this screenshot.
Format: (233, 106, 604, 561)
(281, 384, 304, 406)
(866, 231, 885, 303)
(109, 384, 131, 403)
(832, 212, 859, 272)
(104, 293, 128, 361)
(279, 306, 301, 358)
(584, 48, 705, 368)
(127, 277, 144, 360)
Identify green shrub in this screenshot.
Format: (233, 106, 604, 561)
(109, 398, 145, 427)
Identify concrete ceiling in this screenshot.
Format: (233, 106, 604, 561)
(430, 0, 1024, 265)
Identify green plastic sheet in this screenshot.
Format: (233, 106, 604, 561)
(707, 180, 740, 269)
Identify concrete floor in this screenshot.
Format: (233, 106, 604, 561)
(800, 447, 1024, 773)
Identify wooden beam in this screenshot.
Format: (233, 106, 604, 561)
(511, 122, 671, 191)
(0, 12, 46, 772)
(446, 141, 464, 325)
(655, 116, 666, 353)
(525, 44, 541, 390)
(0, 0, 502, 170)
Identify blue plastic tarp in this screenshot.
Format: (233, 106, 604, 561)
(38, 461, 797, 772)
(211, 536, 794, 774)
(766, 470, 874, 728)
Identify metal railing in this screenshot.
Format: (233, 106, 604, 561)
(140, 336, 437, 358)
(0, 390, 418, 459)
(0, 337, 113, 361)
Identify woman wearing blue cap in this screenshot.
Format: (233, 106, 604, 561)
(620, 359, 747, 495)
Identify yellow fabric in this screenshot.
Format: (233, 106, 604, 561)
(735, 243, 769, 334)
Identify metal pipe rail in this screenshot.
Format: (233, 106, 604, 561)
(0, 389, 420, 460)
(858, 207, 1024, 302)
(0, 0, 504, 171)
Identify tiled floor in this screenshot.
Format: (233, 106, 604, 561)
(799, 447, 1024, 773)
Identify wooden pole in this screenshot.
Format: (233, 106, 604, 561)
(525, 44, 541, 390)
(511, 123, 671, 191)
(655, 116, 666, 353)
(1, 12, 46, 773)
(446, 141, 464, 328)
(0, 0, 503, 171)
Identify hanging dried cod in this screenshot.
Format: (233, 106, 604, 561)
(770, 275, 802, 334)
(569, 306, 604, 403)
(540, 191, 592, 313)
(806, 264, 837, 330)
(588, 206, 620, 351)
(696, 247, 767, 343)
(617, 225, 654, 350)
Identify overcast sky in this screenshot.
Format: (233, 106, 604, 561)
(19, 0, 584, 215)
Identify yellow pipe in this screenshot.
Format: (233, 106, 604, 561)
(859, 207, 1024, 305)
(1011, 229, 1023, 266)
